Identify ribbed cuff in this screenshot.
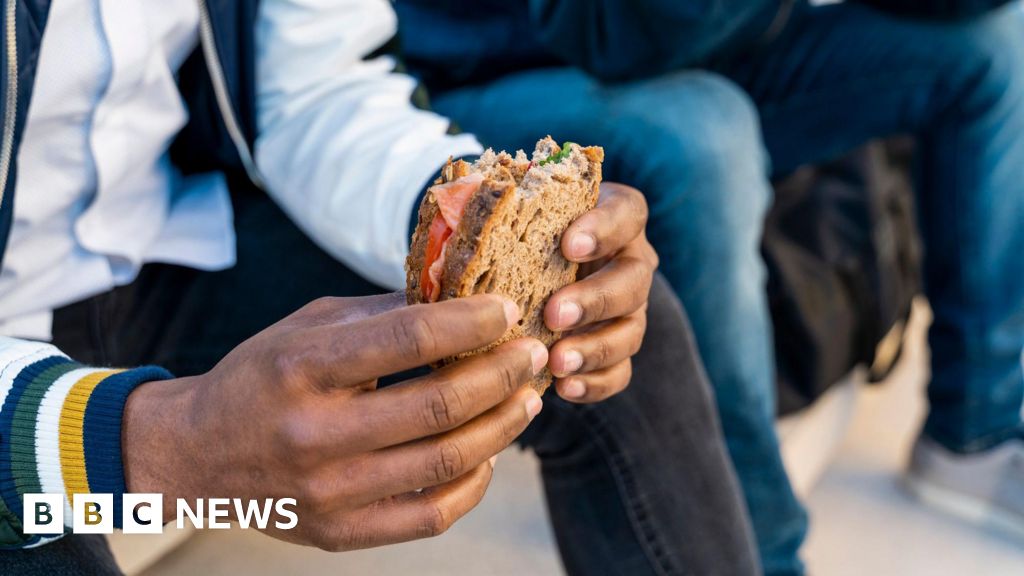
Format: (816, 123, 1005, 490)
(81, 366, 174, 529)
(0, 355, 76, 533)
(0, 343, 174, 548)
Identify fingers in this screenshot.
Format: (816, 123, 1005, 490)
(313, 385, 541, 511)
(562, 182, 648, 263)
(545, 243, 654, 331)
(301, 294, 521, 385)
(289, 292, 408, 327)
(307, 461, 495, 551)
(310, 339, 547, 454)
(548, 310, 646, 378)
(555, 358, 632, 404)
(326, 292, 408, 324)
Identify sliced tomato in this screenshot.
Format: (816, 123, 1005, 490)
(419, 173, 484, 302)
(421, 213, 452, 302)
(433, 173, 483, 229)
(427, 241, 448, 301)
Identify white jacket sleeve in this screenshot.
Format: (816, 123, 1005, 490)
(255, 0, 483, 289)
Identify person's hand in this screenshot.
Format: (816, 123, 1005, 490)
(122, 293, 547, 550)
(545, 182, 658, 402)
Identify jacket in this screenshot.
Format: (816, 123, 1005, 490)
(0, 0, 261, 273)
(0, 0, 257, 549)
(0, 0, 480, 548)
(394, 0, 783, 90)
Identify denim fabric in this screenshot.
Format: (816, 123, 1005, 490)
(713, 2, 1024, 453)
(36, 186, 759, 576)
(428, 69, 806, 575)
(424, 4, 1024, 573)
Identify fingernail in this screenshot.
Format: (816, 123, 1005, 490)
(488, 455, 498, 468)
(530, 344, 549, 374)
(556, 301, 582, 329)
(561, 350, 584, 374)
(503, 299, 521, 326)
(561, 379, 586, 399)
(525, 392, 543, 420)
(569, 233, 597, 259)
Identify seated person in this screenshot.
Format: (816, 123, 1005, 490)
(0, 1, 758, 575)
(394, 1, 1024, 574)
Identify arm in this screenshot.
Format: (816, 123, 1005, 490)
(0, 338, 172, 548)
(527, 0, 773, 82)
(255, 0, 482, 289)
(256, 0, 656, 405)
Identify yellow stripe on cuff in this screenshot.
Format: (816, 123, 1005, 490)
(57, 370, 120, 498)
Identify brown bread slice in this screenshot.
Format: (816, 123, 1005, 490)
(406, 137, 604, 392)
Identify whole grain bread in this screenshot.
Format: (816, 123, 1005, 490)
(406, 137, 604, 392)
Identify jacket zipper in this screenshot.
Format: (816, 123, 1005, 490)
(0, 0, 18, 208)
(196, 0, 265, 189)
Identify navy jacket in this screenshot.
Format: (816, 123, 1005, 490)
(395, 0, 1015, 92)
(394, 0, 783, 90)
(0, 0, 260, 271)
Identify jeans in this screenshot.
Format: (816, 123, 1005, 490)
(429, 4, 1024, 574)
(714, 2, 1024, 453)
(8, 185, 758, 575)
(432, 70, 806, 575)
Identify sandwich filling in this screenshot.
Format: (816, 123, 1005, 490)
(421, 172, 484, 302)
(419, 142, 579, 302)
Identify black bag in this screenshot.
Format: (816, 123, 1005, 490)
(764, 141, 922, 416)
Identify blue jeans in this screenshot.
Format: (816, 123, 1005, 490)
(432, 70, 805, 574)
(431, 4, 1024, 574)
(714, 3, 1024, 455)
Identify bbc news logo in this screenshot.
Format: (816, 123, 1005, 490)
(23, 494, 298, 535)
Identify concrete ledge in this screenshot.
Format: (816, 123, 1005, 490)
(777, 370, 863, 498)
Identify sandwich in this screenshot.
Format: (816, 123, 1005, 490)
(406, 137, 604, 392)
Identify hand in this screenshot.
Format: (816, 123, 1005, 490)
(544, 182, 658, 403)
(122, 293, 547, 551)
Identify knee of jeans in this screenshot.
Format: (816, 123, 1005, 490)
(948, 11, 1024, 108)
(609, 73, 771, 234)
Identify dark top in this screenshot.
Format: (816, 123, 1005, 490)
(394, 0, 783, 90)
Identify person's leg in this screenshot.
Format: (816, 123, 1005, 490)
(519, 275, 759, 575)
(50, 184, 759, 575)
(433, 70, 807, 574)
(714, 2, 1024, 453)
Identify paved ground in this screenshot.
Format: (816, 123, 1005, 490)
(139, 304, 1024, 575)
(800, 304, 1024, 575)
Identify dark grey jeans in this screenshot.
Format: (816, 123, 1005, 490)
(5, 184, 757, 576)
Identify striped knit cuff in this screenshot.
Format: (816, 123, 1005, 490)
(0, 340, 173, 548)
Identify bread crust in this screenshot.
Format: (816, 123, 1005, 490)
(440, 177, 517, 300)
(406, 142, 603, 392)
(405, 159, 476, 305)
(405, 195, 438, 306)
